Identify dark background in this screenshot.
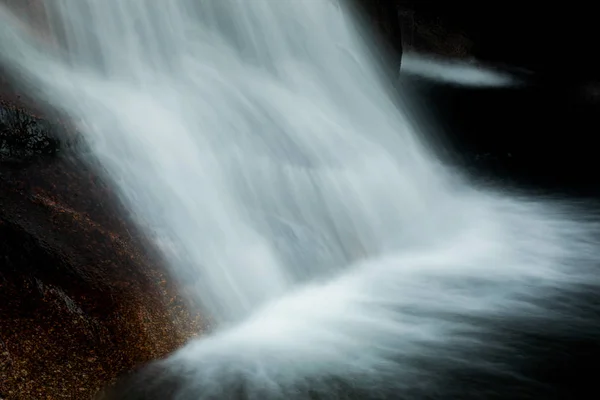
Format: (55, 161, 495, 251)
(395, 1, 599, 82)
(355, 0, 600, 197)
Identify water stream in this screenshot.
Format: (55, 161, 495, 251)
(1, 1, 598, 398)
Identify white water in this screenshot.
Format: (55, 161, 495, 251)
(0, 1, 599, 398)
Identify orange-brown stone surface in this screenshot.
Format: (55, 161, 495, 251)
(0, 106, 203, 399)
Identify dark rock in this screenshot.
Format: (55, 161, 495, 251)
(96, 361, 189, 400)
(358, 1, 600, 85)
(0, 115, 203, 398)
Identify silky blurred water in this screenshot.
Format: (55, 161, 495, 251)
(0, 1, 598, 398)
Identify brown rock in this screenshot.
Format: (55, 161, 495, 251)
(0, 105, 203, 399)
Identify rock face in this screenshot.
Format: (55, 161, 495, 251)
(0, 110, 202, 398)
(360, 1, 600, 84)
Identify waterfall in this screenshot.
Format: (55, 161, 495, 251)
(1, 1, 598, 398)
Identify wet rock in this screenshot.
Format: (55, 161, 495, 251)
(0, 103, 203, 399)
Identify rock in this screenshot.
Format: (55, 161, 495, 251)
(0, 103, 202, 399)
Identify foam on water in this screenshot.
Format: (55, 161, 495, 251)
(1, 1, 599, 398)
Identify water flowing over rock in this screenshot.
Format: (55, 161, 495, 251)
(0, 106, 202, 398)
(2, 1, 600, 399)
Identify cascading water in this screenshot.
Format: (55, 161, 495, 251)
(1, 1, 599, 399)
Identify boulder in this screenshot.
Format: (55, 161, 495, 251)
(0, 105, 202, 399)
